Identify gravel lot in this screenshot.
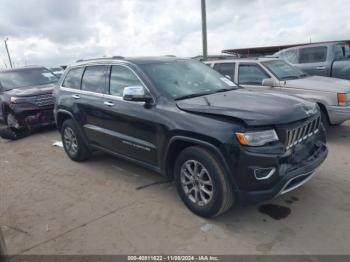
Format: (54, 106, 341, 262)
(0, 122, 350, 255)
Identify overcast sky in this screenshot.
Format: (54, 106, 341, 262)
(0, 0, 349, 67)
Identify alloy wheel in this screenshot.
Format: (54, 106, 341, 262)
(63, 127, 79, 156)
(180, 160, 213, 207)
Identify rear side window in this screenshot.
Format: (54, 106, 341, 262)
(81, 65, 108, 94)
(299, 46, 327, 63)
(238, 64, 269, 85)
(62, 67, 85, 89)
(109, 65, 142, 96)
(213, 63, 235, 80)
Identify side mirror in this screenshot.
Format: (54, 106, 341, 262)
(123, 86, 152, 103)
(262, 78, 277, 87)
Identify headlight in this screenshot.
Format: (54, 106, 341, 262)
(10, 96, 37, 104)
(337, 93, 350, 106)
(235, 129, 279, 146)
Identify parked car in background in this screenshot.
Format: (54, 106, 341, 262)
(206, 58, 350, 128)
(275, 41, 350, 80)
(0, 66, 58, 133)
(55, 56, 327, 217)
(49, 67, 65, 78)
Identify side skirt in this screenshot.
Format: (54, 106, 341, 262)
(90, 144, 162, 175)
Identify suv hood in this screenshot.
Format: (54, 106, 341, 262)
(286, 76, 350, 93)
(176, 89, 318, 126)
(4, 83, 55, 97)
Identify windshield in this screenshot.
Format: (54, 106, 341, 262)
(262, 60, 308, 80)
(0, 68, 58, 90)
(140, 59, 238, 100)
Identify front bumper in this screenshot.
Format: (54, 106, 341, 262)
(327, 105, 350, 125)
(236, 142, 327, 205)
(231, 125, 328, 205)
(9, 103, 55, 129)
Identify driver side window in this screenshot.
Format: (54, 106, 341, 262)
(109, 65, 143, 96)
(238, 64, 269, 86)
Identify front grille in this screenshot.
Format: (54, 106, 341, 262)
(286, 116, 321, 150)
(35, 94, 54, 107)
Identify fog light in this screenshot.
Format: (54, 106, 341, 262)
(254, 167, 276, 180)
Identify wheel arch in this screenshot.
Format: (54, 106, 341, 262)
(316, 102, 330, 125)
(56, 110, 74, 132)
(163, 136, 238, 189)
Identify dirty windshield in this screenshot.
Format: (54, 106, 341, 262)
(141, 59, 238, 100)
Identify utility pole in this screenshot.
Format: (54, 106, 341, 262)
(4, 38, 13, 69)
(201, 0, 208, 60)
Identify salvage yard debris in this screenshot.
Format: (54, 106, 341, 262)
(52, 141, 64, 148)
(0, 127, 30, 140)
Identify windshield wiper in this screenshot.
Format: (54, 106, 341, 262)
(175, 91, 215, 100)
(213, 87, 237, 93)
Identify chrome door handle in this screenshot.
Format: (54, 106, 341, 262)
(104, 101, 115, 107)
(316, 66, 326, 70)
(72, 94, 80, 99)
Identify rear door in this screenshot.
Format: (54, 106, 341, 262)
(66, 65, 110, 147)
(297, 46, 330, 76)
(237, 62, 273, 91)
(98, 64, 158, 166)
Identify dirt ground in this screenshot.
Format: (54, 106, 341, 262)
(0, 122, 349, 255)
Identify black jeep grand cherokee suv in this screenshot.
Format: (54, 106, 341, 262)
(54, 57, 327, 217)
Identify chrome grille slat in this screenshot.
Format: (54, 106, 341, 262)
(286, 116, 320, 150)
(35, 94, 54, 107)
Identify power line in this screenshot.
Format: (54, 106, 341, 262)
(4, 38, 13, 69)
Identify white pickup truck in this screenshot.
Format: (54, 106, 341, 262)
(205, 58, 350, 128)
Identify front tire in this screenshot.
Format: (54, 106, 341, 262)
(61, 119, 90, 162)
(174, 147, 234, 218)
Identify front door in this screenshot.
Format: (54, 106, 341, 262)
(98, 64, 158, 166)
(238, 63, 274, 92)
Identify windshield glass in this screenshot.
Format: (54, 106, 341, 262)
(0, 68, 58, 90)
(262, 60, 308, 80)
(140, 59, 238, 99)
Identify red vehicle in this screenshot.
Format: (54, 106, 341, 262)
(0, 66, 58, 137)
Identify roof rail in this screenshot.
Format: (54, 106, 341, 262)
(76, 56, 125, 63)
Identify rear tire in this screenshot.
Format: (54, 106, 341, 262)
(61, 119, 90, 162)
(174, 146, 234, 218)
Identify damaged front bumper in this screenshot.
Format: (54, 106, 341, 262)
(232, 128, 328, 205)
(9, 103, 55, 129)
(236, 142, 327, 205)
